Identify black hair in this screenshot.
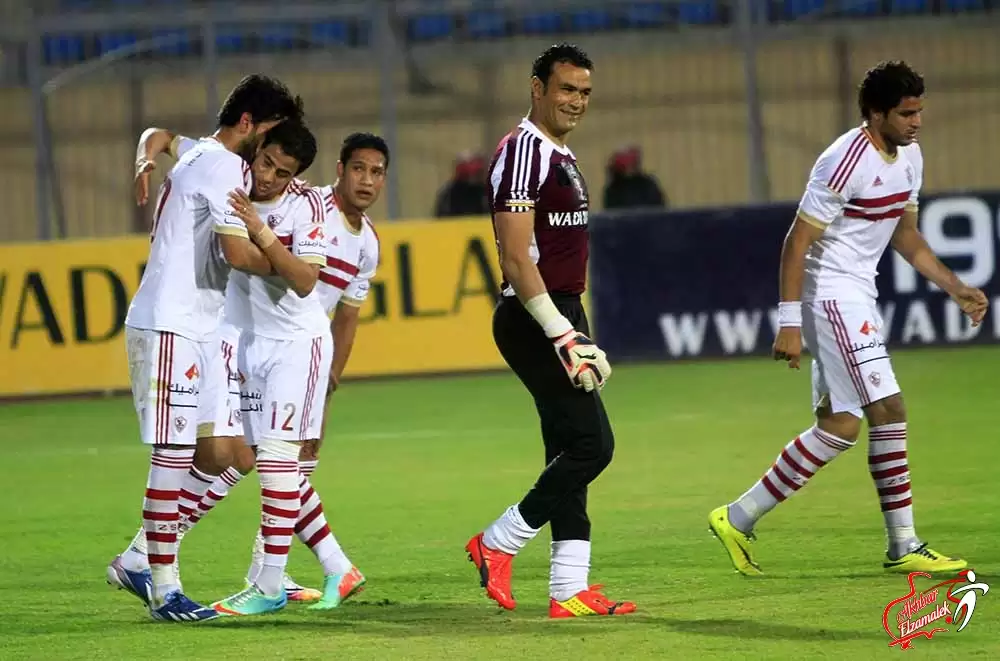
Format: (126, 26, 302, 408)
(339, 132, 390, 168)
(261, 121, 317, 175)
(531, 42, 593, 87)
(217, 74, 304, 128)
(858, 60, 925, 120)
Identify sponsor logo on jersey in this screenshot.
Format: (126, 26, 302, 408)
(548, 211, 589, 227)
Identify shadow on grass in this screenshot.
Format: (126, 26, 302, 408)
(659, 617, 885, 642)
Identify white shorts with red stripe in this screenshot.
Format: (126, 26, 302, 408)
(802, 299, 900, 418)
(237, 330, 332, 446)
(125, 326, 216, 445)
(204, 321, 245, 438)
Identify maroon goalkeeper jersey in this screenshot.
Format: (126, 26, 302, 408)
(488, 118, 590, 296)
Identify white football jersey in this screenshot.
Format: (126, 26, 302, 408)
(797, 125, 922, 302)
(313, 186, 380, 316)
(223, 179, 329, 339)
(125, 136, 251, 340)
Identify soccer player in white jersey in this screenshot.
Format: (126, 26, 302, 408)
(112, 121, 326, 603)
(208, 129, 385, 616)
(709, 61, 988, 576)
(110, 75, 303, 622)
(118, 131, 386, 611)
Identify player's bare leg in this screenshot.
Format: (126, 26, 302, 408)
(710, 402, 859, 575)
(864, 394, 967, 574)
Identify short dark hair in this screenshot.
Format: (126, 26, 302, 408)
(261, 121, 317, 175)
(217, 74, 304, 128)
(858, 61, 924, 119)
(339, 132, 390, 168)
(531, 43, 593, 86)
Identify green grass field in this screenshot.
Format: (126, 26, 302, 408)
(1, 347, 998, 660)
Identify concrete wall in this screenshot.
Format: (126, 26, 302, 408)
(2, 24, 998, 241)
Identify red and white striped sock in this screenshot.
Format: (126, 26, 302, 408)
(255, 440, 300, 597)
(176, 466, 215, 533)
(868, 422, 919, 558)
(729, 426, 855, 533)
(144, 447, 194, 600)
(182, 467, 245, 532)
(299, 459, 318, 478)
(296, 473, 353, 576)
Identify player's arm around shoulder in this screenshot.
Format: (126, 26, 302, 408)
(234, 187, 323, 297)
(211, 157, 274, 276)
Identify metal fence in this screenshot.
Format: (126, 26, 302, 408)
(2, 1, 998, 242)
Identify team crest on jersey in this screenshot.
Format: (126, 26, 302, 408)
(905, 166, 914, 185)
(554, 161, 589, 205)
(869, 372, 882, 387)
(174, 417, 187, 433)
(267, 214, 282, 228)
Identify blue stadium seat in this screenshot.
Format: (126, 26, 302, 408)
(43, 35, 86, 65)
(466, 11, 506, 38)
(409, 14, 454, 41)
(311, 21, 350, 46)
(571, 9, 613, 31)
(150, 28, 193, 56)
(677, 1, 719, 24)
(839, 0, 881, 15)
(890, 0, 927, 12)
(783, 0, 827, 20)
(97, 32, 137, 57)
(257, 24, 299, 50)
(214, 25, 246, 53)
(623, 2, 670, 27)
(521, 12, 562, 34)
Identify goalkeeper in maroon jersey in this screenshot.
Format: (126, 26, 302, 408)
(464, 43, 635, 619)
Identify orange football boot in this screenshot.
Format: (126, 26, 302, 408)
(549, 584, 637, 618)
(465, 533, 516, 610)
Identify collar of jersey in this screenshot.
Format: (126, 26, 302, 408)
(519, 118, 573, 156)
(860, 123, 899, 164)
(330, 188, 364, 237)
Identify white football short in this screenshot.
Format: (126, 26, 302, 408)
(205, 321, 244, 438)
(238, 330, 332, 446)
(125, 326, 216, 445)
(802, 299, 900, 418)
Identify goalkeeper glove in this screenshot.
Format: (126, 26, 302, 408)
(552, 330, 612, 392)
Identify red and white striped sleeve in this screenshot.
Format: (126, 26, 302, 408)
(797, 129, 869, 229)
(489, 130, 546, 214)
(290, 187, 328, 266)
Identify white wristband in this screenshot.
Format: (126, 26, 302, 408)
(777, 301, 803, 328)
(524, 293, 574, 338)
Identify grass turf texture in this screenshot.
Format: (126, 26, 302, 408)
(0, 346, 997, 659)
